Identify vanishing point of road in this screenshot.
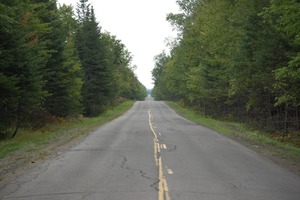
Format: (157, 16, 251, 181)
(1, 98, 300, 200)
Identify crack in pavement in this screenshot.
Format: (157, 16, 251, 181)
(1, 191, 88, 199)
(0, 160, 53, 200)
(167, 144, 177, 152)
(120, 156, 159, 191)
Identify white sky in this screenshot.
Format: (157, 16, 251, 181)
(57, 0, 179, 89)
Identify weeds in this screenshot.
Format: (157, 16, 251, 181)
(166, 101, 300, 160)
(0, 101, 134, 159)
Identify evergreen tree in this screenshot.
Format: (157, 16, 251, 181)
(0, 0, 49, 137)
(75, 0, 111, 116)
(101, 32, 146, 101)
(153, 0, 300, 132)
(31, 0, 74, 117)
(58, 4, 83, 116)
(0, 0, 146, 138)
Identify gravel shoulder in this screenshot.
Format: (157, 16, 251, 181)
(166, 101, 300, 177)
(0, 127, 91, 187)
(226, 133, 300, 176)
(1, 100, 299, 189)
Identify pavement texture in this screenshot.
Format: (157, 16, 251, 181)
(1, 98, 300, 200)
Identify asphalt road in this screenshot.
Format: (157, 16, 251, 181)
(1, 98, 300, 200)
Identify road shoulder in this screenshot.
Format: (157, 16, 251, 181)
(165, 101, 300, 176)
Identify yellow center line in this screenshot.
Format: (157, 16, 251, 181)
(148, 109, 171, 200)
(148, 110, 158, 139)
(158, 157, 164, 200)
(154, 138, 158, 166)
(163, 178, 171, 200)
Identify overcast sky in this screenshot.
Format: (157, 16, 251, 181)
(57, 0, 179, 89)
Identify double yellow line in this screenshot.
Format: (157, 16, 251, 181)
(148, 109, 171, 200)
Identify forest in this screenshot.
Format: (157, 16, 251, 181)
(0, 0, 146, 138)
(152, 0, 300, 133)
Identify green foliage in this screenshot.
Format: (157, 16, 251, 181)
(167, 101, 300, 159)
(75, 2, 107, 116)
(153, 0, 300, 132)
(59, 5, 83, 116)
(36, 0, 79, 117)
(152, 52, 171, 100)
(0, 0, 146, 138)
(263, 0, 300, 108)
(0, 0, 49, 137)
(0, 100, 134, 159)
(101, 33, 146, 101)
(75, 1, 146, 116)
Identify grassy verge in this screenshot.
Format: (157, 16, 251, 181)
(166, 101, 300, 174)
(0, 100, 134, 185)
(0, 101, 134, 183)
(0, 100, 134, 159)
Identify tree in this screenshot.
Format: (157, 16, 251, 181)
(75, 1, 112, 116)
(0, 0, 146, 139)
(262, 0, 300, 131)
(0, 0, 49, 137)
(58, 4, 83, 116)
(101, 32, 133, 101)
(154, 0, 300, 132)
(31, 0, 77, 117)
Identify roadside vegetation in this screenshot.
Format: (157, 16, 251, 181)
(0, 0, 146, 139)
(0, 100, 134, 185)
(152, 0, 300, 134)
(152, 0, 300, 173)
(167, 101, 300, 174)
(0, 100, 134, 159)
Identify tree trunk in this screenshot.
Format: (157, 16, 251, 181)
(11, 99, 21, 138)
(283, 104, 288, 133)
(296, 107, 299, 131)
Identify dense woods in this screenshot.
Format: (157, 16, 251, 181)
(152, 0, 300, 133)
(0, 0, 146, 138)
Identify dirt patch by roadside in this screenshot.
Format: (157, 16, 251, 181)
(166, 101, 300, 177)
(0, 100, 134, 188)
(0, 127, 91, 188)
(1, 109, 299, 189)
(226, 133, 300, 176)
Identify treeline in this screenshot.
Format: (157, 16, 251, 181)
(0, 0, 146, 138)
(152, 0, 300, 132)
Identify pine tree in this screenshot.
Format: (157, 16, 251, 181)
(31, 0, 75, 117)
(58, 4, 83, 116)
(0, 0, 49, 137)
(75, 0, 111, 116)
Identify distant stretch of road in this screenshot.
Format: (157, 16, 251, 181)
(1, 98, 300, 200)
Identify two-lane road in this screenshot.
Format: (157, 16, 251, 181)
(1, 99, 300, 199)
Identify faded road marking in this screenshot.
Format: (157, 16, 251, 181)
(148, 109, 171, 200)
(167, 168, 173, 175)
